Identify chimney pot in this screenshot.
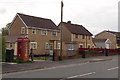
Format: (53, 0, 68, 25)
(67, 21, 71, 24)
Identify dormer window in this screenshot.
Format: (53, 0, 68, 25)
(32, 29, 36, 34)
(41, 30, 47, 35)
(21, 27, 25, 34)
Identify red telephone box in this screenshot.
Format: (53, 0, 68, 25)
(17, 37, 30, 61)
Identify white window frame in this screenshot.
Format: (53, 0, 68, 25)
(9, 43, 13, 48)
(88, 36, 91, 40)
(30, 42, 37, 49)
(32, 29, 36, 34)
(79, 44, 83, 48)
(57, 43, 61, 49)
(75, 34, 79, 38)
(45, 43, 49, 49)
(21, 27, 25, 34)
(68, 44, 75, 50)
(49, 43, 53, 50)
(82, 35, 85, 39)
(41, 30, 47, 35)
(52, 31, 57, 36)
(87, 44, 91, 48)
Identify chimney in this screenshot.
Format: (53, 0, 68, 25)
(67, 21, 71, 24)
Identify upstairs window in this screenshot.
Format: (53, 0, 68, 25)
(75, 34, 78, 38)
(21, 27, 25, 34)
(52, 31, 57, 36)
(9, 43, 13, 48)
(32, 29, 36, 34)
(82, 35, 85, 39)
(88, 36, 91, 40)
(41, 30, 47, 35)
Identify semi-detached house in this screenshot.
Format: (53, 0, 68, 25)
(5, 13, 95, 57)
(58, 21, 95, 56)
(5, 13, 60, 56)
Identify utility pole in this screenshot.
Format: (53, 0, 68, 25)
(59, 0, 63, 61)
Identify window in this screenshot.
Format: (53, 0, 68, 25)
(79, 45, 83, 48)
(52, 31, 57, 36)
(82, 35, 85, 39)
(9, 43, 13, 48)
(88, 36, 91, 40)
(49, 43, 53, 50)
(21, 27, 25, 34)
(30, 42, 37, 49)
(45, 43, 49, 49)
(75, 34, 78, 38)
(67, 44, 75, 50)
(88, 45, 91, 48)
(32, 29, 36, 34)
(57, 43, 61, 49)
(41, 30, 47, 35)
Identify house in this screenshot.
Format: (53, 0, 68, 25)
(94, 30, 120, 49)
(58, 21, 95, 56)
(5, 13, 60, 56)
(93, 39, 111, 49)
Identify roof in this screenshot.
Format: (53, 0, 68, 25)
(4, 34, 27, 42)
(60, 22, 93, 36)
(95, 30, 120, 37)
(93, 39, 108, 43)
(17, 13, 59, 30)
(106, 31, 120, 37)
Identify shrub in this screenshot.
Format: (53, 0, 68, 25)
(13, 59, 33, 63)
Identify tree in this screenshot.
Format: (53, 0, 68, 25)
(1, 22, 11, 61)
(2, 37, 6, 61)
(2, 23, 11, 36)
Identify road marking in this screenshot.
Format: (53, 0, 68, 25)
(67, 72, 96, 79)
(107, 67, 119, 71)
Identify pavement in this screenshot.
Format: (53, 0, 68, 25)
(2, 55, 116, 74)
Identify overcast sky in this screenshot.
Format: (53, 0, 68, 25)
(0, 0, 119, 35)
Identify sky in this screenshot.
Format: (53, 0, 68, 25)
(0, 0, 119, 35)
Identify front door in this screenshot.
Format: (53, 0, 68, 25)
(49, 43, 53, 60)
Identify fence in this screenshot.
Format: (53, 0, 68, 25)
(79, 48, 120, 57)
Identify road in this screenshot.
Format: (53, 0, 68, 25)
(2, 55, 119, 79)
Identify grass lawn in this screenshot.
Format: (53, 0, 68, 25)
(34, 57, 49, 60)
